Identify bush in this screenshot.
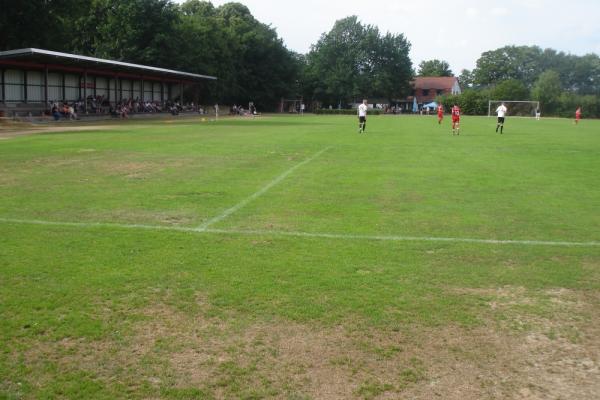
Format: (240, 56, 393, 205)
(439, 90, 489, 115)
(314, 108, 382, 115)
(556, 93, 600, 118)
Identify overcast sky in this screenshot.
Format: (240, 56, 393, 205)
(180, 0, 600, 74)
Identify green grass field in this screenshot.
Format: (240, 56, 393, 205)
(1, 114, 599, 399)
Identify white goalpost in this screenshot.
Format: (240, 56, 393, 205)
(488, 100, 540, 117)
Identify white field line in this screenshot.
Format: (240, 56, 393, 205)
(196, 146, 332, 231)
(205, 228, 600, 247)
(1, 217, 600, 248)
(0, 217, 193, 233)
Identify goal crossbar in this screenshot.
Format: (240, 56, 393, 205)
(488, 100, 540, 117)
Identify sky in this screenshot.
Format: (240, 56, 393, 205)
(177, 0, 600, 74)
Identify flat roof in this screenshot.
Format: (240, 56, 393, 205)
(0, 48, 217, 81)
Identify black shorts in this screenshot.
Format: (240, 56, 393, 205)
(497, 117, 505, 124)
(359, 116, 366, 123)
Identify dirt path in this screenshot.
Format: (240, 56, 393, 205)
(0, 124, 126, 140)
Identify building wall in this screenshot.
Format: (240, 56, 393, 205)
(1, 65, 188, 108)
(5, 69, 24, 101)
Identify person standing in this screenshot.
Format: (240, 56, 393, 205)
(358, 99, 368, 133)
(451, 104, 461, 135)
(575, 106, 582, 124)
(495, 102, 508, 134)
(437, 104, 444, 125)
(214, 103, 219, 120)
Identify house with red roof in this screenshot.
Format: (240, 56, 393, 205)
(413, 77, 461, 101)
(397, 76, 461, 112)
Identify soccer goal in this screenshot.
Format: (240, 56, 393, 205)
(488, 100, 540, 117)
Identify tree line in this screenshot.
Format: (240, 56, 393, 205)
(1, 0, 599, 116)
(1, 0, 301, 109)
(443, 46, 600, 117)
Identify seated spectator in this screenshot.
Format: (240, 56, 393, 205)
(68, 104, 77, 120)
(51, 103, 61, 121)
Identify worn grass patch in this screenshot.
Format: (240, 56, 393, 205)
(6, 290, 599, 399)
(1, 115, 600, 398)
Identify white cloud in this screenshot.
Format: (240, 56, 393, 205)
(491, 7, 509, 16)
(466, 7, 480, 18)
(519, 0, 543, 9)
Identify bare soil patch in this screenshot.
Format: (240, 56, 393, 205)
(13, 287, 600, 399)
(0, 123, 121, 140)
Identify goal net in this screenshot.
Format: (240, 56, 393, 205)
(488, 100, 540, 117)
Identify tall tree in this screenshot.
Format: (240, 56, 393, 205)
(71, 0, 181, 68)
(458, 69, 474, 88)
(570, 54, 600, 95)
(491, 79, 529, 101)
(417, 59, 453, 77)
(212, 2, 301, 108)
(0, 0, 89, 51)
(473, 45, 543, 86)
(370, 32, 413, 101)
(305, 16, 412, 105)
(532, 70, 563, 112)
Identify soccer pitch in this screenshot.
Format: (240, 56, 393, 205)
(1, 115, 599, 399)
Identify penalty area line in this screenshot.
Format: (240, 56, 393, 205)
(204, 228, 600, 247)
(0, 217, 195, 233)
(1, 217, 600, 248)
(196, 146, 332, 231)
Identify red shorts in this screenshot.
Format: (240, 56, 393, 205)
(438, 113, 443, 118)
(452, 116, 460, 123)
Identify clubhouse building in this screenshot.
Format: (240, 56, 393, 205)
(0, 48, 217, 117)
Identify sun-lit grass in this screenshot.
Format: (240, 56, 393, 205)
(1, 114, 599, 399)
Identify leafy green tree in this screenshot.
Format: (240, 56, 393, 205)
(569, 54, 600, 95)
(212, 2, 301, 108)
(0, 0, 89, 51)
(179, 0, 216, 16)
(491, 79, 529, 101)
(370, 32, 413, 102)
(458, 69, 474, 88)
(71, 0, 181, 68)
(69, 0, 300, 109)
(305, 17, 366, 106)
(532, 70, 562, 113)
(417, 59, 453, 77)
(473, 45, 543, 86)
(306, 16, 412, 106)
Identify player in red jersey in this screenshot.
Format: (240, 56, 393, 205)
(437, 104, 444, 124)
(575, 106, 582, 124)
(451, 104, 461, 135)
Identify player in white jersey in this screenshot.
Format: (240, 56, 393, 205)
(358, 99, 368, 133)
(495, 103, 507, 134)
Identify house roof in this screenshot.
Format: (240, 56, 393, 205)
(0, 48, 217, 81)
(413, 76, 458, 90)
